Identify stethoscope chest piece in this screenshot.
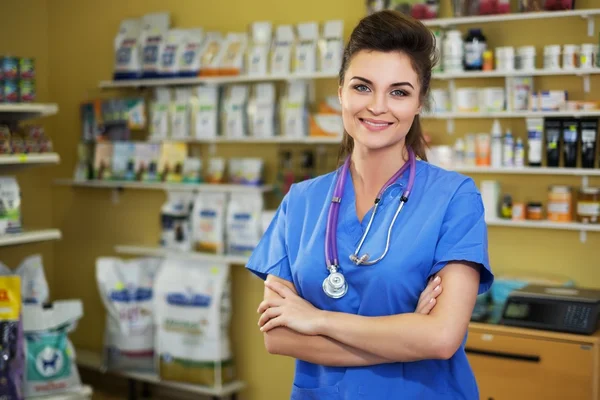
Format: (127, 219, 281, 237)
(322, 267, 348, 299)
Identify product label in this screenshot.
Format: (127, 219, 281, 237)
(193, 104, 217, 139)
(582, 129, 596, 143)
(563, 128, 578, 143)
(528, 130, 543, 163)
(465, 42, 486, 68)
(548, 202, 570, 214)
(225, 107, 245, 138)
(577, 202, 600, 216)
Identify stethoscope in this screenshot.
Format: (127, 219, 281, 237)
(322, 148, 416, 299)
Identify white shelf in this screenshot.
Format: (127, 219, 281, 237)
(115, 245, 250, 265)
(100, 71, 339, 88)
(0, 103, 58, 121)
(0, 229, 62, 247)
(26, 386, 93, 400)
(453, 166, 600, 176)
(75, 349, 245, 397)
(0, 153, 60, 166)
(422, 8, 600, 27)
(423, 110, 600, 119)
(150, 136, 342, 144)
(487, 218, 600, 232)
(433, 68, 600, 80)
(54, 179, 272, 193)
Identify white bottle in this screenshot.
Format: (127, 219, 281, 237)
(503, 129, 514, 167)
(514, 138, 525, 167)
(454, 138, 465, 166)
(490, 119, 503, 168)
(443, 30, 464, 73)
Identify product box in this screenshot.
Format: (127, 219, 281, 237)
(93, 142, 114, 181)
(0, 177, 22, 234)
(158, 142, 187, 183)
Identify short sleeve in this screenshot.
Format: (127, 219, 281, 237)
(430, 179, 494, 294)
(245, 192, 293, 283)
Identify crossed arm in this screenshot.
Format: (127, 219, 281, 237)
(258, 262, 480, 366)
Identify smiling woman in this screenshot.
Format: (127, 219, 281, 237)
(246, 9, 493, 400)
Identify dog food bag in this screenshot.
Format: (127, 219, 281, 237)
(0, 177, 21, 235)
(191, 192, 227, 254)
(140, 12, 171, 78)
(113, 18, 143, 80)
(22, 300, 83, 398)
(154, 257, 235, 386)
(96, 257, 162, 372)
(160, 191, 193, 251)
(15, 254, 49, 305)
(226, 192, 264, 256)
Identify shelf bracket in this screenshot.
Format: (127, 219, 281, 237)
(583, 15, 595, 37)
(580, 230, 587, 244)
(583, 75, 591, 93)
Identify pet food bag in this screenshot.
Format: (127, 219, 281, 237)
(161, 191, 193, 252)
(21, 301, 83, 398)
(154, 257, 235, 386)
(0, 177, 21, 235)
(16, 254, 49, 305)
(191, 192, 227, 254)
(96, 257, 162, 372)
(0, 275, 24, 400)
(226, 192, 264, 256)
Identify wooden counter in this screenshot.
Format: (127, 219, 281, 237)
(467, 322, 600, 400)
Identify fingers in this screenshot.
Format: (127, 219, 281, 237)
(264, 280, 292, 298)
(257, 298, 283, 314)
(260, 316, 284, 332)
(258, 307, 281, 328)
(417, 298, 436, 314)
(416, 276, 443, 314)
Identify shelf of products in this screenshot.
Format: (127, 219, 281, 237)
(115, 245, 249, 265)
(75, 349, 246, 398)
(486, 218, 600, 232)
(100, 72, 339, 89)
(27, 385, 93, 400)
(147, 136, 342, 145)
(433, 68, 600, 80)
(0, 153, 60, 165)
(453, 166, 600, 176)
(0, 229, 62, 247)
(422, 8, 600, 28)
(0, 103, 59, 120)
(424, 111, 600, 119)
(55, 179, 272, 194)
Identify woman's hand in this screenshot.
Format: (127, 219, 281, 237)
(257, 280, 325, 336)
(415, 275, 442, 314)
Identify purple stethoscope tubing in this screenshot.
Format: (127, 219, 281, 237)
(323, 148, 416, 298)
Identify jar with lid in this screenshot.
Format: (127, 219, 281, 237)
(544, 45, 561, 69)
(580, 44, 596, 69)
(577, 187, 600, 224)
(547, 185, 573, 222)
(526, 202, 543, 220)
(495, 46, 515, 71)
(562, 45, 579, 70)
(517, 46, 536, 70)
(443, 30, 464, 73)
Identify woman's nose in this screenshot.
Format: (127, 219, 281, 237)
(367, 94, 388, 115)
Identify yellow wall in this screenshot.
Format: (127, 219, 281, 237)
(2, 0, 600, 399)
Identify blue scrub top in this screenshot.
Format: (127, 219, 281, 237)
(246, 160, 494, 400)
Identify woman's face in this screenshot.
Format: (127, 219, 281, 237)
(339, 50, 422, 154)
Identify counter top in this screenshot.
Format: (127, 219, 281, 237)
(468, 321, 600, 344)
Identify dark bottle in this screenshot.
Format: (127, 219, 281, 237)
(562, 119, 579, 168)
(580, 118, 598, 169)
(464, 28, 487, 71)
(544, 118, 562, 167)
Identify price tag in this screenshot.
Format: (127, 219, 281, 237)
(18, 154, 27, 163)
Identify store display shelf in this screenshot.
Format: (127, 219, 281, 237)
(0, 103, 59, 120)
(115, 245, 250, 265)
(0, 153, 60, 166)
(453, 166, 600, 176)
(422, 8, 600, 27)
(150, 136, 342, 144)
(486, 218, 600, 232)
(55, 179, 272, 193)
(0, 229, 62, 247)
(99, 71, 339, 88)
(76, 349, 246, 397)
(26, 385, 93, 400)
(423, 110, 600, 119)
(433, 68, 600, 80)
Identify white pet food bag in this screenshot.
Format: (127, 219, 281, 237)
(96, 257, 162, 372)
(226, 193, 264, 256)
(161, 191, 193, 252)
(0, 177, 21, 234)
(191, 192, 227, 254)
(113, 18, 142, 80)
(140, 12, 171, 78)
(154, 257, 234, 386)
(16, 254, 49, 305)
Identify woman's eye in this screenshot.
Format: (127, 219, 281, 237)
(391, 89, 408, 97)
(353, 84, 370, 92)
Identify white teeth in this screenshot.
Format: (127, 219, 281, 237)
(363, 120, 389, 127)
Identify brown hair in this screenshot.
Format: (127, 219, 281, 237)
(337, 10, 438, 163)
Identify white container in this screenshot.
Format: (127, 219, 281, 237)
(456, 88, 479, 112)
(431, 89, 449, 112)
(443, 30, 464, 73)
(480, 87, 505, 112)
(543, 45, 561, 69)
(517, 46, 536, 70)
(580, 43, 596, 69)
(495, 46, 515, 71)
(562, 45, 579, 70)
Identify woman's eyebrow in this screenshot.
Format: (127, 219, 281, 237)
(350, 76, 414, 89)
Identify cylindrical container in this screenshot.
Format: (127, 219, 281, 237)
(517, 46, 536, 70)
(431, 89, 449, 112)
(562, 119, 579, 168)
(18, 58, 35, 80)
(544, 45, 561, 69)
(1, 56, 18, 80)
(3, 79, 18, 103)
(480, 87, 505, 112)
(579, 44, 596, 69)
(547, 185, 573, 222)
(580, 118, 598, 169)
(526, 202, 543, 220)
(577, 187, 600, 224)
(433, 30, 443, 72)
(464, 28, 487, 71)
(512, 203, 525, 221)
(562, 45, 579, 69)
(483, 50, 493, 71)
(495, 47, 515, 71)
(443, 30, 464, 73)
(456, 88, 479, 112)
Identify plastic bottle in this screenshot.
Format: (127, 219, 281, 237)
(503, 129, 514, 167)
(464, 28, 487, 71)
(443, 30, 464, 73)
(490, 119, 503, 168)
(514, 138, 525, 167)
(454, 138, 465, 166)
